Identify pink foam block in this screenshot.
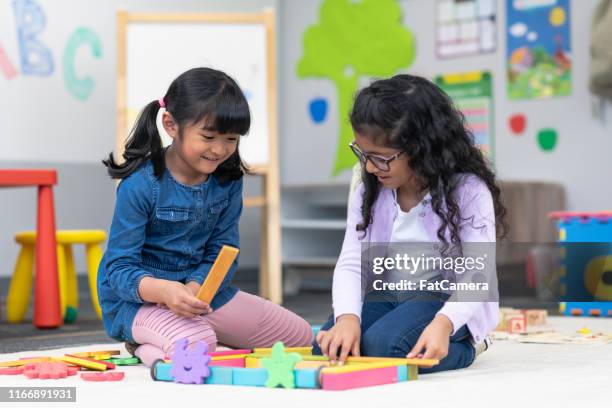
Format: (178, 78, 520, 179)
(209, 349, 251, 357)
(0, 367, 24, 375)
(321, 366, 399, 391)
(209, 357, 245, 368)
(81, 372, 125, 382)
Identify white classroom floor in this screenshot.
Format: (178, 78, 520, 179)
(1, 316, 611, 408)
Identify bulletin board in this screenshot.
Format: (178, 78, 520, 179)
(435, 71, 495, 162)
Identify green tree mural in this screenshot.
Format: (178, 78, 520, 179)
(297, 0, 416, 176)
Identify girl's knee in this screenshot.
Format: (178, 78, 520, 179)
(361, 328, 413, 358)
(284, 318, 314, 347)
(165, 326, 218, 354)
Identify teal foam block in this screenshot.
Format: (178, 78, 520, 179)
(152, 362, 173, 381)
(311, 325, 322, 338)
(397, 365, 408, 382)
(153, 362, 231, 384)
(295, 368, 318, 388)
(232, 367, 267, 386)
(206, 366, 233, 385)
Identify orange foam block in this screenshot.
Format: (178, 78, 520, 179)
(196, 246, 239, 304)
(321, 366, 400, 391)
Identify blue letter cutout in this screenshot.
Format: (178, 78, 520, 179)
(12, 0, 54, 76)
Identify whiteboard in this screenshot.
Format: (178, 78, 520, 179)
(124, 19, 270, 166)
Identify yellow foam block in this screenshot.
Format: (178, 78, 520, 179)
(0, 357, 51, 367)
(295, 360, 330, 369)
(253, 346, 312, 356)
(211, 354, 248, 361)
(245, 356, 328, 369)
(91, 354, 113, 361)
(299, 355, 334, 362)
(321, 361, 409, 374)
(196, 246, 239, 304)
(61, 356, 107, 371)
(72, 350, 120, 358)
(245, 357, 260, 368)
(345, 356, 439, 367)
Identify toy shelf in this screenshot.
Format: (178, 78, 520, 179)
(281, 183, 350, 292)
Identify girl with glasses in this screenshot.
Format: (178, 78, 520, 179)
(314, 74, 507, 373)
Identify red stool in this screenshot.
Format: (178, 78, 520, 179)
(0, 169, 62, 328)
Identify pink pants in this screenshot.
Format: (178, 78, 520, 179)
(131, 291, 313, 367)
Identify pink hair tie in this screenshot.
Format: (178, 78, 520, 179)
(158, 97, 166, 108)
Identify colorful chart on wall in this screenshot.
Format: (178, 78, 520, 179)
(506, 0, 571, 100)
(297, 0, 416, 176)
(436, 0, 497, 59)
(435, 71, 494, 161)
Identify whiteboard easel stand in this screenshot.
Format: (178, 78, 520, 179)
(116, 10, 283, 304)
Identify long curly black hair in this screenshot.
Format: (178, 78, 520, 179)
(350, 74, 507, 245)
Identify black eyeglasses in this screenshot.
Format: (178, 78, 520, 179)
(349, 142, 404, 172)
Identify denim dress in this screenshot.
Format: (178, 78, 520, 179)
(97, 160, 242, 342)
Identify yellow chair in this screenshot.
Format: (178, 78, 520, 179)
(6, 230, 106, 323)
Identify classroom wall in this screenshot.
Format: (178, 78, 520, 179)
(279, 0, 612, 212)
(1, 0, 609, 279)
(0, 0, 277, 277)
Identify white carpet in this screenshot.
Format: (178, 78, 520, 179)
(1, 316, 611, 408)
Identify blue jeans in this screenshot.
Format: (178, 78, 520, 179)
(312, 291, 476, 373)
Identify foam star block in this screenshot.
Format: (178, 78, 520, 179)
(260, 342, 302, 388)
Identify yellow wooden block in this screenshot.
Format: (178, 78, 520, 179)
(0, 357, 51, 367)
(61, 356, 107, 371)
(196, 246, 239, 304)
(253, 346, 312, 356)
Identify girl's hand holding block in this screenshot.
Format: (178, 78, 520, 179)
(163, 281, 212, 318)
(196, 246, 239, 304)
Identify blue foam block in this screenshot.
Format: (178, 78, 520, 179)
(295, 368, 318, 388)
(397, 365, 408, 382)
(152, 362, 173, 381)
(232, 367, 267, 387)
(206, 366, 233, 385)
